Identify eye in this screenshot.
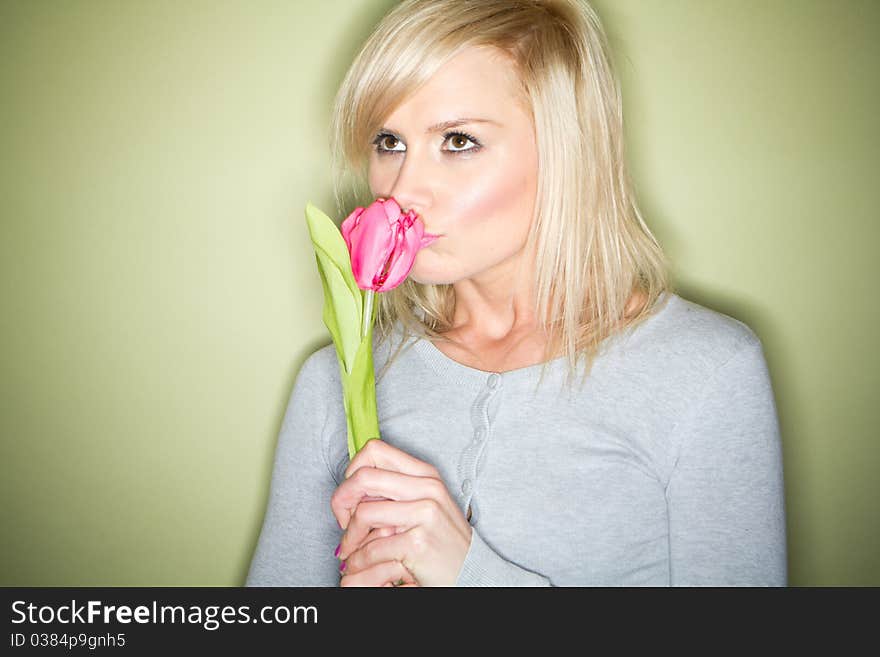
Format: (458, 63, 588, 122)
(443, 131, 481, 153)
(372, 133, 405, 154)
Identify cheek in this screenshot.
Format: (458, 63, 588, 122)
(366, 165, 381, 197)
(408, 159, 535, 284)
(449, 158, 536, 243)
(367, 157, 395, 196)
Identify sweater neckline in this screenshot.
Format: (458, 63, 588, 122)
(412, 332, 568, 388)
(405, 291, 677, 389)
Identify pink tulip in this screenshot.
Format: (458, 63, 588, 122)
(341, 197, 439, 292)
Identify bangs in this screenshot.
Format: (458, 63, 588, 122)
(334, 21, 470, 171)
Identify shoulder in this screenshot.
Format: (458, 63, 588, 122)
(657, 295, 773, 404)
(621, 292, 763, 372)
(285, 342, 346, 469)
(608, 293, 777, 461)
(297, 342, 339, 388)
(299, 341, 340, 380)
(290, 342, 342, 408)
(601, 293, 771, 425)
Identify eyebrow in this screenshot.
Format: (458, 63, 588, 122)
(379, 118, 501, 135)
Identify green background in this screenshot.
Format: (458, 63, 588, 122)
(1, 0, 877, 586)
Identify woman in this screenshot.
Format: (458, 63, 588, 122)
(246, 0, 787, 586)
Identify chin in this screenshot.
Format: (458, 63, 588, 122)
(409, 273, 456, 286)
(409, 252, 466, 286)
(409, 267, 459, 286)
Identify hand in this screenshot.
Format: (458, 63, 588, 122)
(338, 524, 419, 587)
(330, 439, 473, 587)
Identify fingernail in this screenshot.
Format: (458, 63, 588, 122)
(339, 561, 346, 572)
(334, 544, 340, 558)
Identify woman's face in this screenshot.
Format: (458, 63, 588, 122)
(367, 46, 538, 287)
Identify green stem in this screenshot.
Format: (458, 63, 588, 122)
(347, 289, 379, 459)
(362, 289, 374, 341)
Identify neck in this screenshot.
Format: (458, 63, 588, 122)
(448, 246, 542, 343)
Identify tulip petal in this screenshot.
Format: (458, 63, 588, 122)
(350, 201, 396, 291)
(382, 198, 402, 225)
(341, 206, 364, 252)
(378, 220, 422, 291)
(403, 209, 433, 248)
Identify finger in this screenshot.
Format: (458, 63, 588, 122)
(339, 498, 437, 560)
(344, 438, 439, 480)
(339, 560, 416, 588)
(341, 526, 403, 576)
(355, 525, 397, 552)
(344, 528, 423, 576)
(339, 525, 397, 563)
(331, 467, 445, 530)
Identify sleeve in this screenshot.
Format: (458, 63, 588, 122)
(455, 529, 553, 587)
(245, 350, 343, 586)
(665, 338, 788, 586)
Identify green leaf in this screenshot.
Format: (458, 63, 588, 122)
(313, 242, 362, 324)
(314, 254, 344, 368)
(314, 248, 360, 374)
(305, 202, 363, 314)
(305, 202, 380, 461)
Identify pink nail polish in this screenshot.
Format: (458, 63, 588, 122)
(334, 544, 340, 558)
(339, 561, 346, 572)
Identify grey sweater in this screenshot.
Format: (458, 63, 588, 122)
(246, 292, 787, 586)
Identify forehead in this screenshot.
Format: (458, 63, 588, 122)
(382, 46, 526, 127)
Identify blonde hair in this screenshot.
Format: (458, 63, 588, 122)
(329, 0, 673, 389)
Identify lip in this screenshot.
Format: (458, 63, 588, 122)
(420, 233, 442, 249)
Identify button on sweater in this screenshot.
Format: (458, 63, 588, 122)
(246, 292, 787, 586)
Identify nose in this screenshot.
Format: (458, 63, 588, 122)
(386, 146, 433, 218)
